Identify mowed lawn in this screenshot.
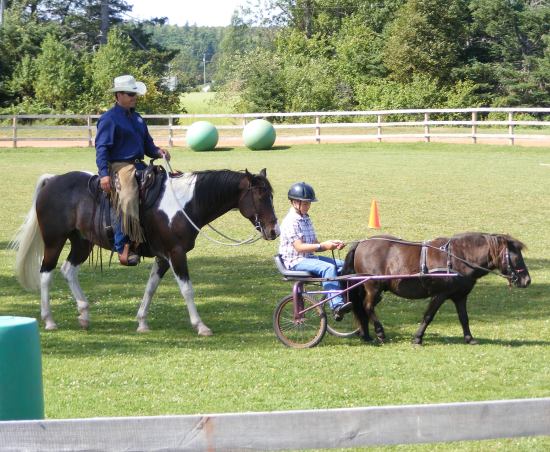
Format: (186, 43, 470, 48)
(1, 142, 549, 451)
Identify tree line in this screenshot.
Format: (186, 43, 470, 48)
(0, 0, 548, 116)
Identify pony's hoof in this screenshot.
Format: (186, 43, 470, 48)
(78, 319, 89, 330)
(412, 338, 423, 346)
(361, 335, 373, 343)
(466, 338, 478, 345)
(44, 322, 58, 331)
(197, 325, 213, 336)
(137, 325, 150, 333)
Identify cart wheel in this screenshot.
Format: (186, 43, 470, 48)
(325, 307, 360, 338)
(273, 294, 327, 348)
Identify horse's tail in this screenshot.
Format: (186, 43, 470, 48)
(11, 174, 55, 292)
(342, 241, 365, 307)
(342, 241, 360, 275)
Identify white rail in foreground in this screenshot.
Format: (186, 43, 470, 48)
(1, 398, 549, 451)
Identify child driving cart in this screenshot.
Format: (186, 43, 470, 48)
(278, 182, 352, 320)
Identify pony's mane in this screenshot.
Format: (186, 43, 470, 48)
(451, 232, 526, 250)
(450, 232, 526, 267)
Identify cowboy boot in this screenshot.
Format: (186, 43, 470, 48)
(118, 243, 139, 266)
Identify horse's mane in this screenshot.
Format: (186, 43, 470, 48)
(191, 169, 273, 212)
(450, 232, 526, 268)
(451, 232, 526, 250)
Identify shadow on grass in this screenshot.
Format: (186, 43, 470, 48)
(2, 254, 548, 356)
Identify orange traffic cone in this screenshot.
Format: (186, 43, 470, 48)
(368, 199, 381, 229)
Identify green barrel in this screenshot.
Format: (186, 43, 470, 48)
(0, 316, 45, 420)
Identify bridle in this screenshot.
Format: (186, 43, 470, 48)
(238, 181, 271, 236)
(499, 246, 526, 286)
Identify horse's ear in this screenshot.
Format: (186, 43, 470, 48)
(260, 168, 267, 177)
(245, 169, 252, 177)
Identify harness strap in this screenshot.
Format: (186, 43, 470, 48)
(420, 242, 428, 274)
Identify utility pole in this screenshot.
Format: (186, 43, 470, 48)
(203, 53, 206, 86)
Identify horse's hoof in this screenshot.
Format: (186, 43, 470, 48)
(79, 319, 89, 330)
(137, 325, 150, 333)
(197, 325, 213, 336)
(466, 338, 478, 345)
(361, 335, 373, 343)
(412, 338, 423, 346)
(44, 322, 58, 331)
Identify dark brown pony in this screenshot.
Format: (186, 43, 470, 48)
(12, 168, 279, 336)
(342, 233, 531, 345)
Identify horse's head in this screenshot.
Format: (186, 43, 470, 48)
(238, 169, 280, 240)
(491, 235, 531, 288)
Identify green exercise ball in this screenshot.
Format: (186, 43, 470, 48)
(0, 316, 44, 420)
(243, 119, 276, 150)
(186, 121, 219, 151)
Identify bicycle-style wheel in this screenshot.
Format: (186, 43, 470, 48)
(273, 294, 327, 348)
(325, 307, 360, 338)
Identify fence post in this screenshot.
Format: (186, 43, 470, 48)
(168, 116, 173, 148)
(12, 115, 17, 148)
(508, 111, 514, 145)
(471, 111, 477, 144)
(377, 114, 382, 143)
(315, 115, 320, 144)
(424, 113, 430, 143)
(87, 116, 93, 147)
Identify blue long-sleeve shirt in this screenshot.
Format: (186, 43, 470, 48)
(95, 104, 162, 177)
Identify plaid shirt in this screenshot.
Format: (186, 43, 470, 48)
(278, 207, 318, 269)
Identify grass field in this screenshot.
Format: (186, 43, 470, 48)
(1, 142, 549, 451)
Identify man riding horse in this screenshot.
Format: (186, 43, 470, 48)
(95, 75, 170, 266)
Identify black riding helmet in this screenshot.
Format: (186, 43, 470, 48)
(288, 182, 318, 202)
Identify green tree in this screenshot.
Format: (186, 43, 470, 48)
(383, 0, 469, 83)
(33, 34, 81, 111)
(85, 28, 178, 114)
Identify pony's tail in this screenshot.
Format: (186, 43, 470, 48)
(342, 241, 360, 275)
(342, 241, 365, 307)
(10, 174, 54, 292)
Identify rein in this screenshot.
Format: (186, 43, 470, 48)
(163, 158, 264, 246)
(362, 236, 516, 282)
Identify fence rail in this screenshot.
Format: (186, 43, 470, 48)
(1, 398, 549, 451)
(1, 108, 549, 148)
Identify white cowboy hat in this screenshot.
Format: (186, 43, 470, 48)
(110, 75, 147, 95)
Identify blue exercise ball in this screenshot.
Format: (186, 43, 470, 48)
(186, 121, 219, 151)
(243, 119, 276, 150)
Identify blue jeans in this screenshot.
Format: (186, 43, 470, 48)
(292, 256, 344, 309)
(113, 216, 128, 253)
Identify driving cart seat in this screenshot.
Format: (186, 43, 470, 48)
(274, 255, 314, 280)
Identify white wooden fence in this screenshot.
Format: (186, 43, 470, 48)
(0, 398, 548, 451)
(1, 107, 549, 148)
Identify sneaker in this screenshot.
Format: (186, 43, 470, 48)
(332, 302, 353, 321)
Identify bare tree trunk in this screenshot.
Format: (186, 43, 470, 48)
(100, 0, 109, 44)
(0, 0, 5, 26)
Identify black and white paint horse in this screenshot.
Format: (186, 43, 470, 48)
(12, 168, 279, 336)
